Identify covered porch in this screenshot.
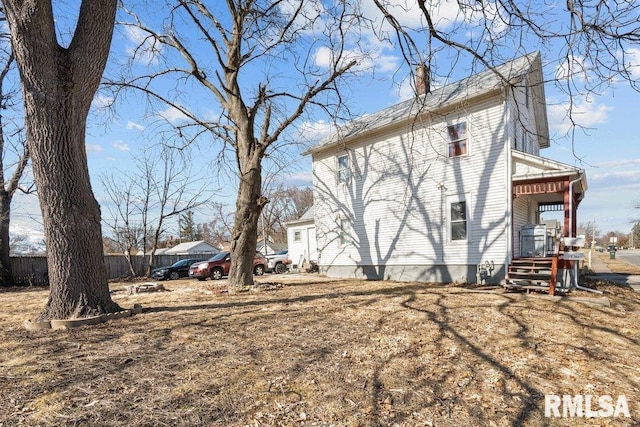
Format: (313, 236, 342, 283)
(506, 151, 588, 294)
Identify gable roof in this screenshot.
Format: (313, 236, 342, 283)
(307, 52, 548, 155)
(257, 240, 287, 253)
(164, 240, 219, 255)
(286, 205, 315, 226)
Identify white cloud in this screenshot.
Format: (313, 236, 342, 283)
(9, 193, 45, 251)
(86, 143, 103, 153)
(284, 171, 313, 186)
(396, 76, 415, 101)
(547, 96, 612, 135)
(112, 141, 130, 152)
(124, 26, 162, 65)
(556, 55, 585, 82)
(158, 106, 189, 124)
(590, 170, 640, 183)
(278, 0, 327, 34)
(297, 120, 336, 145)
(313, 38, 398, 75)
(126, 121, 145, 131)
(313, 46, 333, 69)
(360, 0, 463, 31)
(624, 48, 640, 79)
(596, 158, 640, 169)
(92, 93, 114, 111)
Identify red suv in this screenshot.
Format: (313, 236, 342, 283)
(188, 251, 267, 280)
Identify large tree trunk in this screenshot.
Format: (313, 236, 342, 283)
(3, 0, 120, 319)
(227, 123, 267, 289)
(228, 156, 265, 289)
(0, 194, 14, 287)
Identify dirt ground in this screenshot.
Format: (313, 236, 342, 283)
(1, 260, 640, 426)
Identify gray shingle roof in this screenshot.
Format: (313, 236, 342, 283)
(307, 52, 542, 154)
(286, 205, 314, 225)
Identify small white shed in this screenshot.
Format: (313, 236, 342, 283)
(286, 207, 317, 270)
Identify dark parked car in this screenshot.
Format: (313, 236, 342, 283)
(151, 258, 203, 280)
(189, 251, 267, 280)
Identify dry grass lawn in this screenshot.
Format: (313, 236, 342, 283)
(1, 272, 639, 426)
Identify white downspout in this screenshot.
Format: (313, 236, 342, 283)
(504, 87, 512, 285)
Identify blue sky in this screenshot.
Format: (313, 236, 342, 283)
(7, 1, 640, 247)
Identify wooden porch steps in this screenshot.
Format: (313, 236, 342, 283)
(504, 257, 558, 295)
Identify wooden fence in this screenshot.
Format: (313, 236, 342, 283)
(9, 254, 213, 286)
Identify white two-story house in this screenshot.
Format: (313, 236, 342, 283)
(307, 52, 587, 285)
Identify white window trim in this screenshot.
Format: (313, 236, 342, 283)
(337, 153, 350, 185)
(447, 193, 471, 243)
(293, 230, 301, 242)
(445, 120, 469, 158)
(338, 217, 351, 247)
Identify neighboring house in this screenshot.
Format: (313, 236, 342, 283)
(163, 240, 220, 256)
(256, 238, 286, 256)
(286, 206, 318, 269)
(216, 238, 285, 255)
(148, 247, 171, 256)
(307, 52, 587, 285)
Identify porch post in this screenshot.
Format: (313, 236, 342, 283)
(563, 177, 571, 237)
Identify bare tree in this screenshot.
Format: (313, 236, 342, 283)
(100, 172, 145, 277)
(199, 203, 234, 250)
(9, 233, 44, 254)
(179, 210, 201, 242)
(2, 0, 120, 318)
(631, 221, 640, 249)
(0, 38, 32, 286)
(371, 1, 640, 146)
(260, 185, 313, 246)
(101, 146, 211, 277)
(578, 220, 599, 249)
(112, 1, 362, 290)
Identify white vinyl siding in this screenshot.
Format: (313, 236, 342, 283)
(312, 95, 510, 268)
(509, 86, 539, 155)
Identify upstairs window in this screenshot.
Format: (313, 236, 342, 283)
(294, 231, 301, 242)
(447, 122, 467, 157)
(337, 154, 350, 184)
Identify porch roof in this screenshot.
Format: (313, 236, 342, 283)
(512, 150, 587, 204)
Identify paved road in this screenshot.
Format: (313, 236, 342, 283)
(592, 248, 640, 292)
(616, 248, 640, 267)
